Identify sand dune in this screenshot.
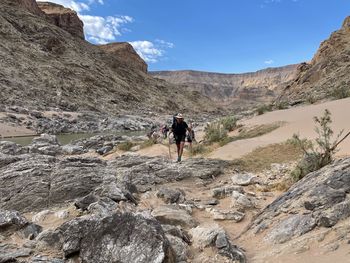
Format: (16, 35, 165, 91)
(210, 98, 350, 160)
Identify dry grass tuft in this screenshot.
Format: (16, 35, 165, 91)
(232, 141, 303, 173)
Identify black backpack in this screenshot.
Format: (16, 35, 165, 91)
(172, 113, 178, 128)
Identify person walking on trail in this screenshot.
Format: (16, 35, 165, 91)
(171, 113, 191, 162)
(186, 123, 196, 154)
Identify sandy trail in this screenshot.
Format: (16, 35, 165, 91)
(209, 98, 350, 160)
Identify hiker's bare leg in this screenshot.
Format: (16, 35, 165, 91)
(176, 143, 181, 157)
(179, 141, 185, 159)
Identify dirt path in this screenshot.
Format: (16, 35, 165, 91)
(209, 98, 350, 160)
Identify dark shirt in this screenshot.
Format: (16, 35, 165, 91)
(172, 121, 188, 136)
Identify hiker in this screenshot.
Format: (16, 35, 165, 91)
(161, 125, 169, 139)
(186, 123, 196, 147)
(170, 113, 191, 162)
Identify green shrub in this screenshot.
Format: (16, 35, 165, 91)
(256, 104, 273, 115)
(191, 143, 208, 155)
(204, 122, 228, 143)
(331, 84, 350, 99)
(220, 116, 237, 132)
(306, 95, 317, 104)
(118, 141, 134, 151)
(290, 109, 348, 181)
(140, 139, 156, 149)
(276, 101, 288, 110)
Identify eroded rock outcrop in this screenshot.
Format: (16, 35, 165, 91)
(13, 0, 44, 16)
(38, 1, 84, 39)
(277, 16, 350, 104)
(99, 42, 148, 73)
(245, 158, 350, 244)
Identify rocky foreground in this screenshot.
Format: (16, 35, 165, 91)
(1, 134, 350, 262)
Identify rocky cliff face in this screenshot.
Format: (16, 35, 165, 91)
(11, 0, 44, 16)
(99, 42, 148, 73)
(151, 65, 298, 103)
(0, 0, 215, 116)
(277, 16, 350, 104)
(37, 1, 84, 39)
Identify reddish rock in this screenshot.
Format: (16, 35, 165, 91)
(99, 42, 148, 73)
(38, 1, 84, 39)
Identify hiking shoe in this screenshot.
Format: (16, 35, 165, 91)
(177, 156, 182, 162)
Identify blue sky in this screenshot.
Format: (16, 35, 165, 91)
(37, 0, 350, 73)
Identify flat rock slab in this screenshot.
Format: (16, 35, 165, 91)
(231, 173, 258, 186)
(152, 205, 198, 228)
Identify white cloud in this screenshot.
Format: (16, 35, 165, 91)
(264, 59, 274, 65)
(37, 0, 90, 12)
(129, 40, 174, 63)
(80, 15, 133, 44)
(155, 39, 175, 49)
(129, 41, 163, 63)
(36, 0, 173, 63)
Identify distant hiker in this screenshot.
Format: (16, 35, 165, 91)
(187, 123, 196, 146)
(161, 125, 170, 139)
(171, 113, 191, 162)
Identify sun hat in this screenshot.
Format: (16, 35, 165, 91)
(175, 113, 184, 119)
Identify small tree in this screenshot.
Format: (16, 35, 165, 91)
(291, 109, 350, 181)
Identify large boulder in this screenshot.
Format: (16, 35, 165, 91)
(0, 155, 105, 212)
(38, 212, 176, 263)
(246, 158, 350, 244)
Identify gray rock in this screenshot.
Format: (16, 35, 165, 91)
(0, 247, 32, 262)
(0, 210, 28, 233)
(190, 224, 246, 262)
(162, 225, 191, 244)
(18, 223, 42, 240)
(62, 145, 86, 155)
(231, 173, 258, 186)
(87, 198, 119, 217)
(0, 141, 28, 155)
(152, 205, 198, 228)
(246, 158, 350, 243)
(1, 154, 225, 214)
(29, 134, 62, 156)
(231, 191, 255, 211)
(212, 185, 244, 199)
(75, 194, 99, 211)
(190, 224, 225, 248)
(210, 209, 245, 222)
(166, 234, 189, 262)
(265, 214, 316, 244)
(157, 187, 186, 204)
(96, 145, 114, 155)
(40, 212, 176, 263)
(215, 232, 229, 249)
(110, 155, 228, 193)
(95, 182, 127, 203)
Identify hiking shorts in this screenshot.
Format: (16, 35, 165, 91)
(174, 134, 186, 145)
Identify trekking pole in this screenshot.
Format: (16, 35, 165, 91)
(168, 133, 172, 160)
